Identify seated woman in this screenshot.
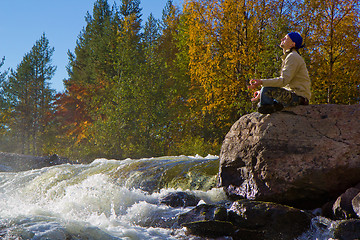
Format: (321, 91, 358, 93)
(249, 32, 311, 114)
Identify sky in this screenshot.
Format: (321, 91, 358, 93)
(0, 0, 183, 92)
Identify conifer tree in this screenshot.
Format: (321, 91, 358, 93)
(114, 0, 143, 78)
(67, 0, 116, 86)
(1, 34, 56, 154)
(0, 57, 8, 135)
(58, 0, 147, 159)
(57, 0, 119, 159)
(89, 0, 147, 158)
(0, 57, 6, 80)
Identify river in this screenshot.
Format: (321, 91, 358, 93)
(0, 155, 230, 239)
(0, 155, 343, 239)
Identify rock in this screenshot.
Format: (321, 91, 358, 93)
(332, 187, 360, 220)
(177, 204, 228, 226)
(321, 200, 336, 219)
(218, 104, 360, 208)
(0, 152, 72, 172)
(159, 191, 200, 208)
(354, 182, 360, 190)
(333, 219, 360, 240)
(182, 220, 235, 238)
(177, 204, 233, 238)
(228, 200, 312, 240)
(0, 164, 13, 172)
(352, 192, 360, 218)
(177, 201, 312, 239)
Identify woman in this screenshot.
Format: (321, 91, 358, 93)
(249, 32, 311, 114)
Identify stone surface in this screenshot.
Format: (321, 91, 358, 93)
(177, 204, 228, 226)
(333, 219, 360, 240)
(332, 187, 360, 220)
(0, 152, 72, 172)
(181, 220, 235, 238)
(177, 200, 311, 239)
(228, 200, 312, 240)
(218, 104, 360, 208)
(159, 191, 200, 208)
(352, 192, 360, 218)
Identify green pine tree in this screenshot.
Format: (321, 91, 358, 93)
(0, 34, 56, 154)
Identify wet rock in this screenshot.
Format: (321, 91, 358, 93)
(177, 204, 233, 238)
(351, 192, 360, 218)
(131, 211, 178, 229)
(218, 104, 360, 209)
(159, 191, 200, 208)
(0, 164, 13, 172)
(182, 220, 235, 238)
(177, 204, 228, 226)
(178, 200, 312, 240)
(321, 200, 336, 219)
(0, 152, 72, 172)
(228, 199, 312, 240)
(333, 219, 360, 240)
(332, 187, 360, 220)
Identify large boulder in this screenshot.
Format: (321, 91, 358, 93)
(218, 104, 360, 208)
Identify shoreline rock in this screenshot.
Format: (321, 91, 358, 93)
(0, 152, 73, 172)
(218, 104, 360, 209)
(177, 200, 312, 239)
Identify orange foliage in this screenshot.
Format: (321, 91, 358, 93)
(53, 81, 95, 144)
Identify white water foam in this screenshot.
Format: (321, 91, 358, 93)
(0, 157, 227, 239)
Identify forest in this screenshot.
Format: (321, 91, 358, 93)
(0, 0, 359, 162)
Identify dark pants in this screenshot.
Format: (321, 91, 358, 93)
(258, 87, 308, 114)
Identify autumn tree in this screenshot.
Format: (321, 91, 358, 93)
(297, 0, 360, 104)
(182, 0, 270, 150)
(85, 0, 145, 159)
(45, 0, 360, 161)
(254, 0, 296, 79)
(58, 0, 148, 160)
(53, 0, 119, 159)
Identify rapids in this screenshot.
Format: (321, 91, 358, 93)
(0, 155, 228, 239)
(0, 155, 344, 239)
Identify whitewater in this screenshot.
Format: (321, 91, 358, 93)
(0, 155, 230, 239)
(0, 155, 343, 239)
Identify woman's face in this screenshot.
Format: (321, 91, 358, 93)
(280, 35, 295, 51)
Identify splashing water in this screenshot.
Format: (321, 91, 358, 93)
(0, 155, 228, 239)
(0, 155, 342, 239)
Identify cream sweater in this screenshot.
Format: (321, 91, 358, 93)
(261, 50, 311, 100)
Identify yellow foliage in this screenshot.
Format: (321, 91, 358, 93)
(296, 0, 360, 104)
(184, 0, 274, 127)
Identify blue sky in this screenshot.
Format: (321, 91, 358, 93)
(0, 0, 183, 92)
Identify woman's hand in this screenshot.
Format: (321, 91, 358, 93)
(251, 91, 260, 102)
(248, 79, 262, 90)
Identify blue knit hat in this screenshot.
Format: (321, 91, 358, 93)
(288, 32, 304, 49)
